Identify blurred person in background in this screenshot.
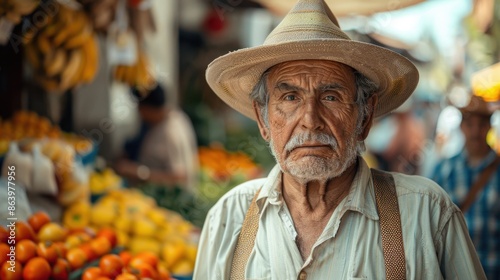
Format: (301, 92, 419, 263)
(431, 95, 500, 279)
(194, 0, 485, 279)
(365, 100, 426, 175)
(114, 84, 198, 192)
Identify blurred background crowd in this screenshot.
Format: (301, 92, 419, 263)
(0, 0, 499, 279)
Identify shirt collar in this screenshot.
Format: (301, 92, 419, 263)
(256, 157, 379, 221)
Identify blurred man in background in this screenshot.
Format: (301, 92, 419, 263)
(115, 84, 198, 192)
(431, 95, 500, 279)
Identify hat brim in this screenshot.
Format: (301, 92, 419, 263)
(206, 39, 419, 120)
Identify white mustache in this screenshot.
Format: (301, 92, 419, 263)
(284, 132, 338, 153)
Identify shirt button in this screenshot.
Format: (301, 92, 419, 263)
(299, 271, 307, 280)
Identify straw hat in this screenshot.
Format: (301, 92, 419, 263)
(459, 95, 497, 117)
(206, 0, 419, 120)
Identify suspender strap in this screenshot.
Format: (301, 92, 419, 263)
(230, 189, 261, 280)
(371, 168, 407, 280)
(459, 156, 500, 213)
(230, 169, 406, 280)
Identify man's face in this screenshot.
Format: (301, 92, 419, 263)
(460, 113, 491, 155)
(255, 60, 373, 182)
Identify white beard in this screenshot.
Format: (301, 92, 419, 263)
(269, 130, 363, 183)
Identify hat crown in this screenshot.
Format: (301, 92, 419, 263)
(264, 0, 351, 45)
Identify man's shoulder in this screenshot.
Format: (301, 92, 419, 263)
(390, 171, 456, 207)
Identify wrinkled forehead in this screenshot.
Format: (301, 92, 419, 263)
(266, 59, 355, 84)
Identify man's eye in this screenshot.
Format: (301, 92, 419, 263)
(284, 95, 297, 101)
(324, 95, 337, 101)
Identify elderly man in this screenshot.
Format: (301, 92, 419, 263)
(194, 0, 485, 279)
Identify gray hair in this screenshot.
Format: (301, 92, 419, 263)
(250, 68, 378, 128)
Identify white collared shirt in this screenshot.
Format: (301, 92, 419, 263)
(194, 158, 486, 279)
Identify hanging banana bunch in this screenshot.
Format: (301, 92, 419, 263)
(113, 49, 156, 95)
(23, 2, 100, 93)
(0, 0, 40, 25)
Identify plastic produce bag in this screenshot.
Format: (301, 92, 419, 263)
(31, 143, 58, 195)
(1, 142, 33, 189)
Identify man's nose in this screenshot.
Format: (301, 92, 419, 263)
(301, 98, 325, 131)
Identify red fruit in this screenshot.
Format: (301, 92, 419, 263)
(27, 211, 51, 233)
(23, 257, 51, 280)
(99, 254, 124, 278)
(51, 258, 71, 280)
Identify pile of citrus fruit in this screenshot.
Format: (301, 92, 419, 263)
(0, 211, 176, 279)
(63, 188, 199, 277)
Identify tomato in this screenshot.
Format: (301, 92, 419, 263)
(66, 247, 88, 270)
(27, 211, 51, 233)
(82, 267, 102, 280)
(96, 227, 118, 248)
(0, 260, 22, 280)
(158, 262, 171, 280)
(0, 243, 11, 263)
(90, 236, 112, 257)
(116, 272, 139, 280)
(131, 251, 159, 269)
(129, 262, 159, 280)
(36, 241, 59, 264)
(71, 231, 92, 243)
(23, 257, 51, 280)
(99, 254, 124, 278)
(68, 227, 96, 238)
(0, 226, 9, 243)
(53, 241, 68, 258)
(51, 258, 71, 280)
(14, 221, 37, 242)
(15, 240, 37, 264)
(79, 242, 98, 261)
(119, 251, 133, 266)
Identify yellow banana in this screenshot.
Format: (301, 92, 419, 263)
(60, 49, 83, 91)
(114, 65, 126, 82)
(44, 49, 66, 77)
(64, 25, 92, 49)
(37, 34, 52, 55)
(51, 6, 76, 46)
(80, 35, 99, 83)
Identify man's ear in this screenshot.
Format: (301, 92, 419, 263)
(253, 101, 270, 141)
(359, 94, 378, 141)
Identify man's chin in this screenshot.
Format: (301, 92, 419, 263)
(283, 159, 341, 181)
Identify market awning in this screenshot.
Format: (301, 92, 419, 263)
(252, 0, 425, 16)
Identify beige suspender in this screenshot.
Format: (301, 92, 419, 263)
(371, 169, 407, 280)
(230, 189, 261, 280)
(230, 169, 406, 280)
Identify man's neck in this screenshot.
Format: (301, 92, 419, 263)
(281, 160, 358, 260)
(281, 161, 357, 220)
(466, 147, 491, 167)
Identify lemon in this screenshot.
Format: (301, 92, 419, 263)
(133, 218, 157, 238)
(129, 237, 161, 256)
(162, 241, 186, 268)
(114, 215, 133, 233)
(170, 258, 194, 276)
(90, 205, 116, 226)
(38, 222, 68, 242)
